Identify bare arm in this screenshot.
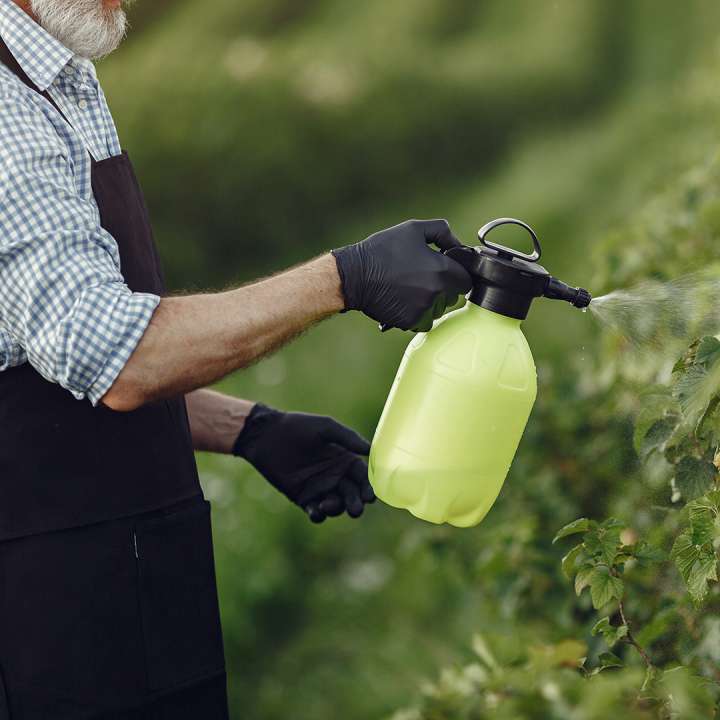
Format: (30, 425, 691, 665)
(185, 389, 255, 454)
(101, 254, 344, 412)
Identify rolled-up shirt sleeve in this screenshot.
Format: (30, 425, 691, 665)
(0, 90, 160, 406)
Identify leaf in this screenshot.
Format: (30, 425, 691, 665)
(591, 616, 611, 636)
(598, 652, 623, 670)
(696, 336, 720, 365)
(696, 395, 720, 438)
(690, 489, 720, 512)
(671, 530, 718, 604)
(589, 566, 624, 609)
(591, 616, 629, 647)
(575, 565, 595, 596)
(671, 531, 698, 580)
(600, 517, 625, 531)
(561, 543, 584, 580)
(634, 389, 680, 456)
(687, 553, 718, 602)
(584, 520, 623, 566)
(674, 364, 708, 409)
(688, 503, 716, 545)
(638, 418, 677, 460)
(675, 456, 717, 501)
(553, 518, 591, 544)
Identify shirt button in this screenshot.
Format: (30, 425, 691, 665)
(78, 99, 88, 110)
(64, 66, 74, 76)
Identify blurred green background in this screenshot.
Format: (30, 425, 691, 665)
(98, 1, 720, 717)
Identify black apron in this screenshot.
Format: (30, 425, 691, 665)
(0, 40, 228, 718)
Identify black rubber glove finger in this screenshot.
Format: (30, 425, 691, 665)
(420, 219, 463, 252)
(320, 420, 371, 455)
(349, 457, 375, 504)
(441, 254, 474, 296)
(431, 293, 447, 320)
(305, 502, 326, 524)
(339, 477, 364, 518)
(444, 245, 477, 272)
(318, 493, 345, 517)
(296, 463, 347, 506)
(446, 293, 462, 311)
(411, 306, 435, 333)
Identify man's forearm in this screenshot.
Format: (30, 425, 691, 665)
(101, 254, 344, 411)
(186, 389, 255, 454)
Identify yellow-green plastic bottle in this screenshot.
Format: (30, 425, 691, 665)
(369, 218, 591, 528)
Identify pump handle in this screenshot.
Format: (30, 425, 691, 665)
(478, 218, 541, 263)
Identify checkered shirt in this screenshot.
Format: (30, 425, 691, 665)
(0, 0, 160, 406)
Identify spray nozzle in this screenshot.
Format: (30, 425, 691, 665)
(446, 218, 592, 320)
(544, 277, 592, 309)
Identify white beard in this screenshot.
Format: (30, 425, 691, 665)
(29, 0, 129, 60)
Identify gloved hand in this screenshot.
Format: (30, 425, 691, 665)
(232, 403, 375, 523)
(331, 219, 473, 332)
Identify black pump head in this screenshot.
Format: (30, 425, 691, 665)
(446, 218, 592, 320)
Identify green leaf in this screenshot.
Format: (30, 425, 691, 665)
(690, 489, 720, 513)
(688, 503, 716, 545)
(591, 616, 611, 636)
(675, 456, 716, 501)
(687, 553, 718, 602)
(591, 616, 628, 647)
(638, 418, 677, 460)
(575, 565, 595, 596)
(584, 520, 623, 566)
(674, 364, 709, 409)
(553, 518, 591, 544)
(589, 566, 624, 609)
(696, 395, 720, 438)
(633, 389, 680, 456)
(671, 531, 697, 579)
(696, 336, 720, 365)
(598, 651, 623, 670)
(561, 543, 584, 580)
(671, 530, 718, 604)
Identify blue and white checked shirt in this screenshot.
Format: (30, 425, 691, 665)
(0, 0, 160, 406)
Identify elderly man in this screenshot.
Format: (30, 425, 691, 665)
(0, 0, 471, 717)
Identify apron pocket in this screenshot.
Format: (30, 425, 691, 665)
(135, 499, 225, 691)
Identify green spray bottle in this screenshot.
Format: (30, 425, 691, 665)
(368, 218, 591, 527)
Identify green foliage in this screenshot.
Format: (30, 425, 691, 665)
(387, 5, 720, 714)
(671, 492, 720, 604)
(592, 617, 628, 648)
(388, 632, 720, 720)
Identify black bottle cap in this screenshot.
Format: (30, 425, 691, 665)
(445, 219, 592, 320)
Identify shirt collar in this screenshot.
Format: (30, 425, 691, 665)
(0, 0, 73, 91)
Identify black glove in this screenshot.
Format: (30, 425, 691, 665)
(232, 404, 375, 523)
(331, 219, 473, 332)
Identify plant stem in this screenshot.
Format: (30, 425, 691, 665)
(619, 600, 653, 668)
